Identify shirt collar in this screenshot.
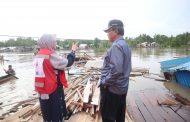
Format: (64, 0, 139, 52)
(113, 36, 124, 44)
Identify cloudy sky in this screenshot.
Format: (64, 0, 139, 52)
(0, 0, 190, 40)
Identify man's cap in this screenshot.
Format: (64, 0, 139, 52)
(104, 19, 124, 32)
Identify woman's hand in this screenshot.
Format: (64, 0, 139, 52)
(71, 42, 78, 52)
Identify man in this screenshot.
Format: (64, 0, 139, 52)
(4, 65, 15, 75)
(100, 19, 131, 122)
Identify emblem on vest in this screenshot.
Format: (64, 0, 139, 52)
(34, 58, 45, 77)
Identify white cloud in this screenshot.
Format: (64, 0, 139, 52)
(0, 0, 189, 40)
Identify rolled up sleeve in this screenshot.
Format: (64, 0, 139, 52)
(102, 45, 124, 85)
(50, 53, 68, 70)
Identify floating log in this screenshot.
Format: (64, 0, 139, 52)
(143, 75, 166, 82)
(149, 72, 163, 77)
(132, 67, 149, 73)
(130, 72, 142, 77)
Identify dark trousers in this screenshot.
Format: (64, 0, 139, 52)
(39, 81, 67, 122)
(100, 86, 126, 122)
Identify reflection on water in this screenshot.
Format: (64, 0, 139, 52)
(164, 81, 190, 101)
(131, 48, 190, 101)
(132, 48, 190, 60)
(0, 48, 189, 115)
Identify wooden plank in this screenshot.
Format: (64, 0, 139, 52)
(143, 91, 169, 116)
(2, 105, 33, 122)
(125, 107, 133, 122)
(161, 106, 185, 122)
(127, 92, 145, 122)
(171, 106, 190, 122)
(66, 98, 74, 108)
(65, 89, 77, 101)
(174, 93, 190, 106)
(65, 74, 89, 94)
(156, 91, 180, 106)
(132, 92, 156, 122)
(65, 112, 89, 122)
(138, 93, 165, 122)
(27, 110, 43, 122)
(19, 102, 40, 119)
(77, 89, 83, 101)
(143, 91, 184, 122)
(91, 82, 100, 105)
(83, 79, 92, 103)
(90, 106, 94, 115)
(95, 112, 101, 122)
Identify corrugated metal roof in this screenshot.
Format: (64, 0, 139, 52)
(160, 56, 190, 71)
(169, 62, 190, 72)
(175, 71, 190, 87)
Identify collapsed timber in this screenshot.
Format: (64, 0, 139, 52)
(0, 64, 150, 122)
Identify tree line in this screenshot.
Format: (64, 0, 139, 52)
(0, 37, 36, 47)
(0, 32, 189, 51)
(126, 32, 190, 48)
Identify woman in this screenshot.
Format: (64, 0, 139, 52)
(34, 34, 77, 122)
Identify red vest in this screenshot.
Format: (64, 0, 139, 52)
(34, 48, 68, 94)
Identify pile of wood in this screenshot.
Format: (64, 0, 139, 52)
(65, 68, 101, 119)
(18, 102, 40, 121)
(75, 53, 94, 67)
(0, 100, 40, 122)
(0, 97, 38, 120)
(1, 68, 101, 122)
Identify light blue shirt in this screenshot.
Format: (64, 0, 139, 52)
(101, 36, 132, 95)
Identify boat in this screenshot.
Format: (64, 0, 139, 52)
(0, 75, 16, 84)
(160, 56, 190, 87)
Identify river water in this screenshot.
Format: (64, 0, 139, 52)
(0, 48, 190, 116)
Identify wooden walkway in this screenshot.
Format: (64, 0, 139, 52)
(127, 90, 190, 122)
(2, 89, 190, 122)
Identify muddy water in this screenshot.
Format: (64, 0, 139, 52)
(130, 48, 190, 99)
(0, 48, 190, 115)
